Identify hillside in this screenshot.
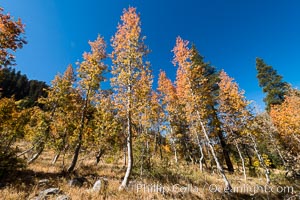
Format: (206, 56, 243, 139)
(1, 141, 299, 200)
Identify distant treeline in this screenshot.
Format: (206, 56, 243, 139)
(0, 68, 48, 106)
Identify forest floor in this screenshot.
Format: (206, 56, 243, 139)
(0, 142, 299, 200)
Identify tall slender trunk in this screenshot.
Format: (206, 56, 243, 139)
(168, 122, 178, 164)
(154, 127, 158, 153)
(119, 85, 133, 190)
(195, 132, 204, 172)
(67, 96, 88, 173)
(268, 131, 287, 168)
(249, 134, 270, 184)
(234, 140, 246, 181)
(67, 135, 82, 172)
(171, 137, 178, 164)
(173, 143, 178, 164)
(217, 130, 234, 172)
(197, 111, 232, 191)
(123, 145, 127, 167)
(213, 111, 234, 173)
(183, 78, 232, 189)
(184, 68, 234, 173)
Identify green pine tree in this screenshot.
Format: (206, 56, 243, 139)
(190, 45, 234, 172)
(256, 58, 289, 111)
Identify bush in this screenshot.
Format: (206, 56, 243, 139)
(0, 148, 25, 179)
(0, 98, 28, 179)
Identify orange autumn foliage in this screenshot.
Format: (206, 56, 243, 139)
(270, 89, 300, 148)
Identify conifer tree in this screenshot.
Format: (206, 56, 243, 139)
(256, 58, 289, 111)
(190, 45, 234, 173)
(172, 37, 232, 191)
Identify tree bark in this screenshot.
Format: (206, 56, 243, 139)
(67, 137, 82, 172)
(196, 132, 204, 172)
(67, 101, 87, 173)
(171, 138, 178, 164)
(123, 145, 127, 167)
(197, 112, 232, 191)
(27, 143, 44, 164)
(214, 115, 234, 173)
(17, 145, 35, 157)
(234, 140, 246, 181)
(95, 148, 105, 165)
(52, 153, 60, 165)
(119, 85, 133, 190)
(268, 131, 287, 168)
(184, 67, 234, 173)
(169, 124, 178, 164)
(249, 134, 270, 184)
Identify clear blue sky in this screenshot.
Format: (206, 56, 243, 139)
(2, 0, 300, 109)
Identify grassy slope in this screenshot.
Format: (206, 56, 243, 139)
(0, 142, 299, 200)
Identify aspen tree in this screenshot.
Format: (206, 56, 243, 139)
(173, 37, 232, 191)
(0, 7, 26, 68)
(218, 70, 249, 181)
(270, 89, 300, 153)
(25, 65, 77, 164)
(68, 36, 107, 172)
(111, 7, 149, 189)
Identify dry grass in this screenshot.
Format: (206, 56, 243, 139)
(1, 144, 299, 200)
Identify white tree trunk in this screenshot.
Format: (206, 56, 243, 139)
(268, 131, 287, 168)
(196, 132, 204, 172)
(169, 125, 178, 164)
(119, 85, 133, 190)
(249, 134, 270, 184)
(52, 153, 60, 165)
(27, 144, 44, 164)
(123, 145, 127, 167)
(234, 140, 246, 181)
(119, 115, 133, 190)
(198, 116, 232, 191)
(17, 145, 35, 157)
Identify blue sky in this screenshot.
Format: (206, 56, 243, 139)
(2, 0, 300, 109)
